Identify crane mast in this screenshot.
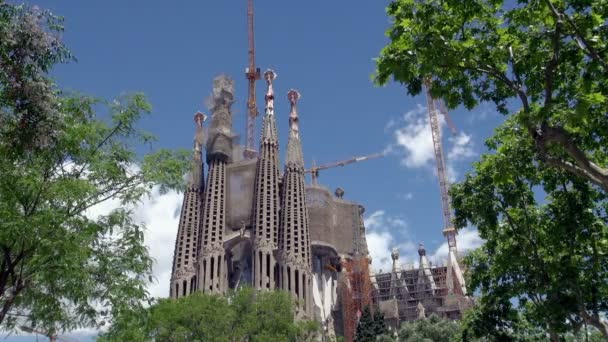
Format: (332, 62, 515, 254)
(424, 80, 457, 253)
(244, 0, 261, 159)
(305, 152, 384, 186)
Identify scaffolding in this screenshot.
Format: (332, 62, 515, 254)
(339, 257, 374, 342)
(370, 263, 472, 329)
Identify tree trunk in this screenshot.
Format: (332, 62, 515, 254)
(548, 329, 559, 342)
(579, 309, 608, 339)
(586, 318, 608, 340)
(0, 289, 17, 325)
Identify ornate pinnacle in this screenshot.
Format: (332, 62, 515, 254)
(194, 111, 207, 127)
(193, 111, 207, 156)
(418, 242, 426, 256)
(287, 89, 300, 133)
(391, 248, 400, 261)
(264, 69, 276, 108)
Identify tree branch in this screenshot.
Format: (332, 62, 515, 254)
(544, 8, 562, 107)
(473, 64, 530, 113)
(508, 46, 524, 91)
(65, 177, 144, 218)
(74, 122, 123, 180)
(578, 306, 608, 339)
(535, 126, 608, 191)
(542, 0, 607, 69)
(563, 15, 608, 70)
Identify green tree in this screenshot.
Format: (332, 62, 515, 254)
(396, 314, 459, 342)
(375, 0, 608, 192)
(450, 118, 608, 340)
(355, 307, 376, 342)
(98, 287, 319, 342)
(355, 306, 388, 341)
(0, 2, 190, 336)
(373, 310, 389, 337)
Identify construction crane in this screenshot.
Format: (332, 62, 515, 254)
(423, 79, 458, 253)
(305, 152, 384, 186)
(243, 0, 261, 159)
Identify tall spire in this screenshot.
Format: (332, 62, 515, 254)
(285, 89, 304, 167)
(417, 243, 436, 293)
(191, 111, 207, 189)
(170, 112, 207, 298)
(251, 69, 281, 290)
(262, 70, 278, 142)
(279, 89, 313, 316)
(198, 75, 235, 294)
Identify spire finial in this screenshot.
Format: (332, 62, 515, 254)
(194, 111, 207, 128)
(391, 248, 400, 261)
(288, 89, 300, 132)
(193, 111, 207, 153)
(264, 69, 276, 109)
(418, 242, 426, 256)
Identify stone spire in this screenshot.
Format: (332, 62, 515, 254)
(446, 248, 466, 295)
(191, 111, 207, 189)
(417, 243, 436, 293)
(197, 75, 235, 294)
(285, 90, 304, 168)
(278, 89, 313, 316)
(170, 112, 207, 298)
(251, 70, 281, 290)
(389, 248, 408, 299)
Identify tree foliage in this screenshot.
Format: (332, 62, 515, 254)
(355, 307, 375, 342)
(451, 118, 608, 340)
(0, 2, 190, 336)
(378, 313, 603, 341)
(98, 287, 319, 342)
(397, 314, 459, 342)
(376, 0, 608, 191)
(373, 310, 389, 337)
(355, 306, 389, 342)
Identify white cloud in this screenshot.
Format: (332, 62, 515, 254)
(366, 230, 396, 273)
(396, 192, 414, 201)
(430, 228, 484, 265)
(363, 210, 416, 273)
(132, 188, 183, 299)
(448, 132, 475, 161)
(386, 104, 476, 182)
(363, 210, 385, 230)
(86, 186, 183, 299)
(384, 118, 397, 132)
(392, 104, 435, 168)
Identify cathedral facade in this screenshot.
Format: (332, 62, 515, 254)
(169, 72, 471, 337)
(169, 71, 368, 319)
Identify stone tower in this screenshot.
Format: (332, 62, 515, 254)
(170, 112, 206, 298)
(198, 75, 235, 294)
(417, 243, 436, 293)
(251, 70, 281, 290)
(278, 89, 313, 315)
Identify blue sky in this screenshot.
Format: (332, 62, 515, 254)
(8, 0, 506, 340)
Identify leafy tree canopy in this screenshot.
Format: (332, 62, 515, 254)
(376, 0, 608, 339)
(376, 0, 608, 191)
(377, 313, 603, 341)
(0, 2, 190, 336)
(98, 287, 319, 342)
(397, 314, 459, 342)
(451, 117, 608, 340)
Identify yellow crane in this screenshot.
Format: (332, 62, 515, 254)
(305, 152, 385, 186)
(423, 79, 458, 253)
